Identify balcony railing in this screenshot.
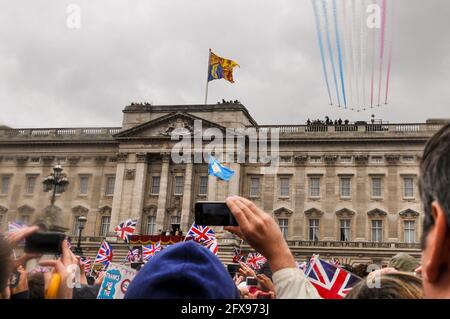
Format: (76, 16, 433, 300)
(0, 127, 122, 139)
(284, 240, 421, 249)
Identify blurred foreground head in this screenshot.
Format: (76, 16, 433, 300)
(419, 123, 450, 298)
(125, 241, 240, 299)
(0, 237, 12, 293)
(345, 272, 423, 299)
(388, 253, 420, 273)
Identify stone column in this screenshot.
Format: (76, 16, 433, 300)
(227, 162, 241, 196)
(180, 162, 193, 232)
(130, 153, 148, 232)
(207, 175, 217, 201)
(155, 153, 170, 233)
(109, 153, 128, 234)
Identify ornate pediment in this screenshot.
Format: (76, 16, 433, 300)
(72, 205, 89, 215)
(304, 208, 324, 218)
(273, 207, 294, 216)
(114, 112, 226, 139)
(367, 208, 387, 218)
(143, 205, 157, 215)
(336, 208, 356, 218)
(399, 209, 420, 218)
(18, 205, 35, 214)
(98, 206, 111, 215)
(0, 205, 8, 214)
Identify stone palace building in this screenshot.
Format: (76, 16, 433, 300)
(0, 102, 447, 264)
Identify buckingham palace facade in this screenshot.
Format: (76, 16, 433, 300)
(0, 102, 447, 264)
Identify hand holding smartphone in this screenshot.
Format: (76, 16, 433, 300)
(24, 232, 65, 255)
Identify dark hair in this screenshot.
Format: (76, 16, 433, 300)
(345, 272, 423, 299)
(0, 236, 13, 292)
(419, 123, 450, 248)
(27, 272, 45, 299)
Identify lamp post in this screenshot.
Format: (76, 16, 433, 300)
(73, 215, 87, 255)
(43, 164, 69, 205)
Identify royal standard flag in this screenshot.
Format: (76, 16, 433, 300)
(208, 50, 240, 83)
(208, 156, 235, 181)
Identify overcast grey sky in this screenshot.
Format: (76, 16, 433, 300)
(0, 0, 449, 128)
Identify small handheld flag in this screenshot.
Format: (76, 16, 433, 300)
(203, 238, 219, 256)
(114, 218, 137, 243)
(142, 242, 162, 261)
(185, 222, 216, 244)
(95, 240, 113, 266)
(246, 252, 267, 270)
(208, 156, 235, 181)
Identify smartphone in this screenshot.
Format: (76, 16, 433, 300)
(227, 263, 241, 278)
(257, 292, 272, 299)
(246, 276, 258, 287)
(24, 232, 65, 254)
(194, 201, 238, 226)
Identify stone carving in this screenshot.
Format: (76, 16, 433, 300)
(98, 206, 112, 215)
(125, 168, 136, 180)
(0, 205, 8, 214)
(18, 205, 35, 215)
(399, 209, 420, 218)
(42, 156, 55, 165)
(354, 154, 369, 164)
(159, 117, 193, 136)
(304, 208, 324, 218)
(294, 154, 308, 164)
(367, 208, 388, 218)
(336, 208, 356, 218)
(95, 156, 107, 163)
(274, 207, 294, 216)
(135, 153, 148, 163)
(68, 156, 81, 165)
(324, 155, 338, 164)
(385, 154, 400, 164)
(72, 205, 89, 215)
(116, 153, 128, 162)
(16, 156, 29, 165)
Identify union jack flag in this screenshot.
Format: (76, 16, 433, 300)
(94, 240, 113, 265)
(8, 221, 26, 234)
(330, 258, 340, 267)
(246, 252, 267, 270)
(114, 218, 137, 243)
(185, 223, 216, 244)
(232, 247, 245, 263)
(203, 238, 219, 255)
(142, 242, 162, 261)
(304, 255, 361, 299)
(125, 248, 140, 262)
(80, 257, 91, 273)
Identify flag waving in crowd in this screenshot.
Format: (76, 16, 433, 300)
(304, 255, 361, 299)
(80, 257, 91, 274)
(232, 247, 245, 263)
(185, 223, 216, 244)
(8, 221, 26, 234)
(203, 238, 219, 256)
(208, 156, 235, 181)
(246, 252, 267, 270)
(142, 242, 162, 261)
(95, 240, 113, 266)
(126, 248, 140, 262)
(114, 218, 137, 243)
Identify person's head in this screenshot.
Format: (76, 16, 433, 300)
(352, 264, 369, 278)
(419, 123, 450, 298)
(27, 272, 45, 299)
(345, 272, 423, 299)
(388, 253, 420, 273)
(0, 236, 12, 293)
(125, 241, 240, 299)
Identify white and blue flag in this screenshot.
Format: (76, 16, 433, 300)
(208, 156, 235, 181)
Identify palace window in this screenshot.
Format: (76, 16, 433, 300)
(105, 176, 115, 196)
(279, 177, 290, 197)
(309, 177, 321, 197)
(99, 216, 110, 237)
(174, 176, 184, 195)
(278, 218, 289, 239)
(79, 176, 89, 195)
(249, 177, 260, 197)
(26, 175, 37, 195)
(340, 177, 351, 197)
(403, 177, 414, 198)
(371, 220, 383, 242)
(340, 219, 351, 241)
(309, 219, 320, 241)
(171, 215, 181, 226)
(404, 220, 416, 243)
(1, 176, 10, 194)
(371, 177, 382, 198)
(151, 176, 161, 195)
(146, 216, 156, 235)
(199, 176, 208, 196)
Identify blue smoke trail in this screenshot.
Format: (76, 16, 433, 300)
(321, 0, 341, 107)
(312, 0, 333, 105)
(332, 0, 347, 108)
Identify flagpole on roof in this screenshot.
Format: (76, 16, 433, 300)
(204, 48, 212, 105)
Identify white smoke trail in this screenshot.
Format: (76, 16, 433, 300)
(342, 0, 354, 109)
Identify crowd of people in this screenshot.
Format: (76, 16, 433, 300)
(306, 116, 352, 126)
(0, 123, 449, 299)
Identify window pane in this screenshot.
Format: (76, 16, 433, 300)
(309, 219, 319, 241)
(310, 178, 320, 197)
(79, 176, 89, 195)
(171, 215, 181, 225)
(106, 176, 115, 195)
(151, 176, 160, 195)
(146, 216, 156, 235)
(278, 218, 288, 239)
(404, 220, 416, 243)
(250, 178, 260, 197)
(372, 177, 382, 197)
(340, 178, 351, 197)
(100, 216, 110, 236)
(371, 220, 383, 242)
(404, 178, 414, 197)
(199, 176, 208, 195)
(26, 176, 37, 194)
(340, 219, 351, 241)
(280, 178, 290, 197)
(174, 176, 184, 195)
(1, 176, 10, 194)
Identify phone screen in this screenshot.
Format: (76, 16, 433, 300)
(194, 202, 238, 226)
(24, 232, 65, 254)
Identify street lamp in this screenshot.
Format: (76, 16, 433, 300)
(43, 164, 69, 206)
(73, 215, 87, 255)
